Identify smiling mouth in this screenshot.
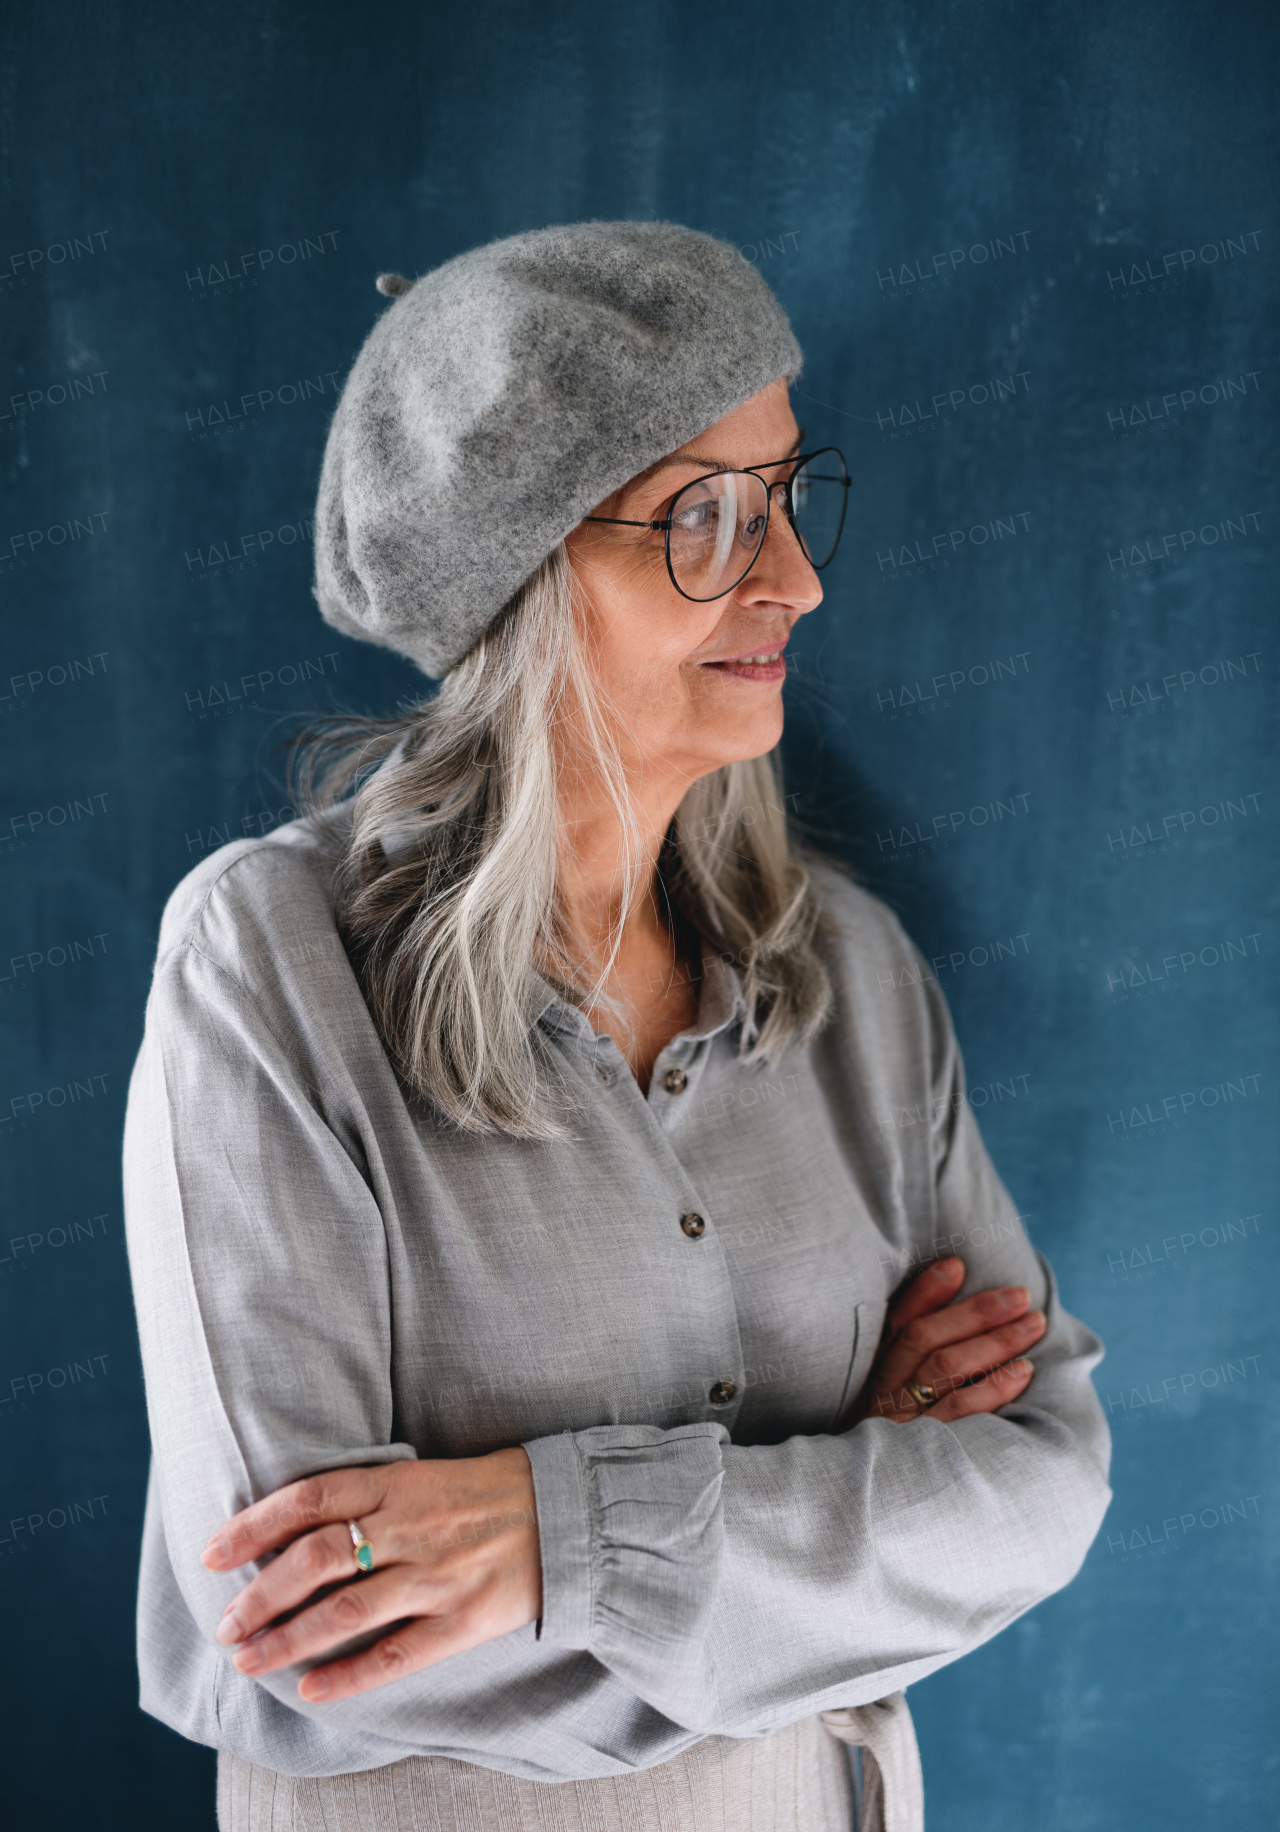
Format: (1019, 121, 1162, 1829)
(703, 646, 789, 679)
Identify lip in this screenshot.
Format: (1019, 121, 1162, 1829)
(701, 639, 790, 685)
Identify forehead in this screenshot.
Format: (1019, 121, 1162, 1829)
(627, 390, 801, 493)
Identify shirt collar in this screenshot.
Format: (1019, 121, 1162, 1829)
(530, 942, 748, 1049)
(688, 947, 749, 1043)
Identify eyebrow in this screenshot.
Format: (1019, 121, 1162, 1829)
(630, 429, 806, 485)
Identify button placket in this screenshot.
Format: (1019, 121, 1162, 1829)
(561, 1027, 746, 1423)
(650, 1039, 707, 1112)
(667, 1209, 738, 1415)
(539, 1002, 745, 1424)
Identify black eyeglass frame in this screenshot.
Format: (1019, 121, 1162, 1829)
(583, 445, 851, 603)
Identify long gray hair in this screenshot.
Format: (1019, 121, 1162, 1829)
(295, 543, 833, 1139)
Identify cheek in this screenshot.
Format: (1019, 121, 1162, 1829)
(598, 640, 696, 729)
(581, 561, 720, 708)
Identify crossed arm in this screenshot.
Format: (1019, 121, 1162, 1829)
(127, 926, 1110, 1752)
(203, 1253, 1048, 1703)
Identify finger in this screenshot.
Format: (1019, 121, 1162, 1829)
(914, 1311, 1046, 1395)
(928, 1358, 1036, 1423)
(862, 1390, 931, 1424)
(875, 1284, 1032, 1392)
(297, 1605, 498, 1703)
(886, 1257, 966, 1331)
(202, 1468, 393, 1572)
(230, 1568, 441, 1679)
(861, 1351, 1038, 1426)
(216, 1523, 367, 1646)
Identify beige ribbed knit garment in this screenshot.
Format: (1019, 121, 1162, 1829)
(218, 1713, 854, 1832)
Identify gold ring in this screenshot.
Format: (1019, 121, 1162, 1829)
(905, 1378, 938, 1411)
(347, 1519, 374, 1573)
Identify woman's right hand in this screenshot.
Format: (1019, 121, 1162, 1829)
(851, 1255, 1046, 1425)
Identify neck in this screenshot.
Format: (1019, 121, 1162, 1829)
(556, 786, 677, 968)
(554, 716, 698, 950)
(555, 767, 704, 1081)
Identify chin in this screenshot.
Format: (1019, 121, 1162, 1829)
(707, 717, 786, 772)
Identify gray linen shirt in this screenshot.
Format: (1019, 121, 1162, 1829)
(122, 810, 1111, 1782)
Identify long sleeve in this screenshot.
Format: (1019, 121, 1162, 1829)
(123, 826, 1111, 1780)
(124, 845, 724, 1781)
(124, 934, 431, 1764)
(525, 957, 1112, 1737)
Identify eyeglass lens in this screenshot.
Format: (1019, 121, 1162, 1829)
(666, 470, 771, 601)
(788, 451, 849, 572)
(665, 453, 848, 600)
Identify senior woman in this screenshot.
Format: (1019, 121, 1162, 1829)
(123, 222, 1111, 1832)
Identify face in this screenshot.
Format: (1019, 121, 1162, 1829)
(563, 379, 823, 800)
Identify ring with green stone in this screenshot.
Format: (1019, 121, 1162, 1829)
(346, 1519, 374, 1573)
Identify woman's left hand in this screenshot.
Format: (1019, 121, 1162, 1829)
(201, 1448, 541, 1703)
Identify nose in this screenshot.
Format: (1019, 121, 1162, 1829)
(734, 495, 824, 618)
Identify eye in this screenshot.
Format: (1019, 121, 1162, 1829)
(671, 496, 721, 537)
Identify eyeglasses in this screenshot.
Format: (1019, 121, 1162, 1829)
(584, 446, 850, 603)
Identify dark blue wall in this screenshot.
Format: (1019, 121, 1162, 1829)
(2, 3, 1275, 1826)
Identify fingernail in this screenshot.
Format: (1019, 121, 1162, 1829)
(202, 1533, 230, 1568)
(301, 1671, 330, 1701)
(996, 1287, 1028, 1309)
(930, 1257, 959, 1278)
(215, 1609, 245, 1646)
(233, 1642, 265, 1675)
(1014, 1359, 1034, 1376)
(1019, 1310, 1045, 1330)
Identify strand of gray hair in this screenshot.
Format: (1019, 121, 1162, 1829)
(293, 544, 833, 1139)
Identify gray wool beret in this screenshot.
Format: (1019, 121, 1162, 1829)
(313, 221, 803, 677)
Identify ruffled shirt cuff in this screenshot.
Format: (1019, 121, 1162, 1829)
(522, 1429, 595, 1648)
(522, 1422, 728, 1707)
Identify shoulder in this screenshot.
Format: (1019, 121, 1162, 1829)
(152, 807, 353, 988)
(804, 854, 923, 984)
(803, 853, 956, 1083)
(135, 807, 392, 1113)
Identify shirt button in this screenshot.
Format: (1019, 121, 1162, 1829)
(680, 1212, 706, 1238)
(664, 1068, 688, 1093)
(708, 1380, 737, 1407)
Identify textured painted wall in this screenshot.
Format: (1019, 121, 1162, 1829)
(1, 3, 1275, 1825)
